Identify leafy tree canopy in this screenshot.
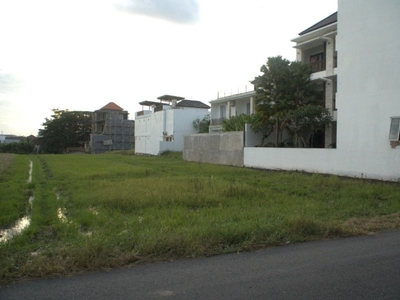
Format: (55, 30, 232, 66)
(0, 138, 35, 154)
(222, 114, 274, 147)
(38, 109, 92, 153)
(254, 56, 332, 147)
(288, 105, 332, 148)
(222, 114, 253, 132)
(193, 115, 210, 133)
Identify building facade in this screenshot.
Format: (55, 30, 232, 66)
(291, 12, 338, 148)
(135, 95, 210, 155)
(209, 91, 256, 133)
(244, 0, 400, 181)
(209, 15, 338, 148)
(89, 102, 135, 154)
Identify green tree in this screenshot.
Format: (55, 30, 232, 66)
(288, 105, 332, 148)
(193, 115, 210, 133)
(222, 114, 253, 132)
(39, 109, 92, 153)
(254, 56, 292, 147)
(247, 114, 274, 146)
(0, 138, 35, 154)
(221, 114, 274, 147)
(254, 56, 332, 148)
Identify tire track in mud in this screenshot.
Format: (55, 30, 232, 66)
(37, 156, 53, 179)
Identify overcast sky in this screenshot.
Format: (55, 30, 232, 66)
(0, 0, 337, 136)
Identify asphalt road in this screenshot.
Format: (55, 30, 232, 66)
(1, 230, 400, 300)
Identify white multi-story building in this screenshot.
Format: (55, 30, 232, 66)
(244, 0, 400, 181)
(209, 14, 338, 148)
(135, 95, 210, 155)
(291, 12, 337, 148)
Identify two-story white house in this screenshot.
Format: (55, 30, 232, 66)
(244, 0, 400, 181)
(209, 13, 338, 149)
(209, 91, 256, 133)
(135, 95, 210, 155)
(291, 12, 337, 148)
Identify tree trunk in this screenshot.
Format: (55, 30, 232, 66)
(275, 119, 279, 147)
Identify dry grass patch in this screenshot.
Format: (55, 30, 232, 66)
(0, 153, 14, 176)
(343, 213, 400, 235)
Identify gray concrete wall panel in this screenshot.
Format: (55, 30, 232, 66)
(183, 132, 244, 167)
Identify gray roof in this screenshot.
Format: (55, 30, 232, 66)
(139, 99, 210, 109)
(139, 100, 163, 106)
(299, 12, 337, 35)
(176, 100, 210, 109)
(157, 95, 185, 101)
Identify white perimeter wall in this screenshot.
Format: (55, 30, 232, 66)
(245, 0, 400, 181)
(135, 108, 209, 155)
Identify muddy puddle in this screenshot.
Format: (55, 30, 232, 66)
(0, 161, 34, 243)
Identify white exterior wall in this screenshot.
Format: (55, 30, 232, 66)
(235, 100, 249, 115)
(210, 103, 226, 120)
(135, 107, 209, 155)
(245, 1, 400, 181)
(210, 91, 255, 119)
(335, 0, 400, 179)
(135, 111, 165, 155)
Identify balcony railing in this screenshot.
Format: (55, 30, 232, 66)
(309, 60, 325, 72)
(154, 105, 164, 112)
(135, 110, 151, 118)
(211, 118, 226, 125)
(309, 57, 337, 72)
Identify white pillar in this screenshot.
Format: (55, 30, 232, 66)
(325, 37, 335, 76)
(325, 79, 334, 147)
(227, 101, 231, 119)
(250, 96, 255, 115)
(296, 48, 303, 62)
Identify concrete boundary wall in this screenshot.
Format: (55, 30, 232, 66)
(183, 132, 244, 167)
(244, 147, 400, 182)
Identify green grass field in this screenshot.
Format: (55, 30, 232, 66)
(1, 152, 399, 285)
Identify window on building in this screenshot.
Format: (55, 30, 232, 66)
(310, 52, 324, 63)
(246, 103, 250, 115)
(309, 53, 325, 72)
(389, 117, 400, 141)
(220, 105, 226, 119)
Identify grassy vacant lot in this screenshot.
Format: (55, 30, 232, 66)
(1, 152, 400, 285)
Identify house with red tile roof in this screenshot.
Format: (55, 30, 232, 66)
(89, 102, 135, 154)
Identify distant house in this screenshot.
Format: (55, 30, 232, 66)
(0, 135, 24, 144)
(89, 102, 135, 154)
(209, 91, 256, 133)
(135, 95, 210, 155)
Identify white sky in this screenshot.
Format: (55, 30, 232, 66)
(0, 0, 337, 136)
